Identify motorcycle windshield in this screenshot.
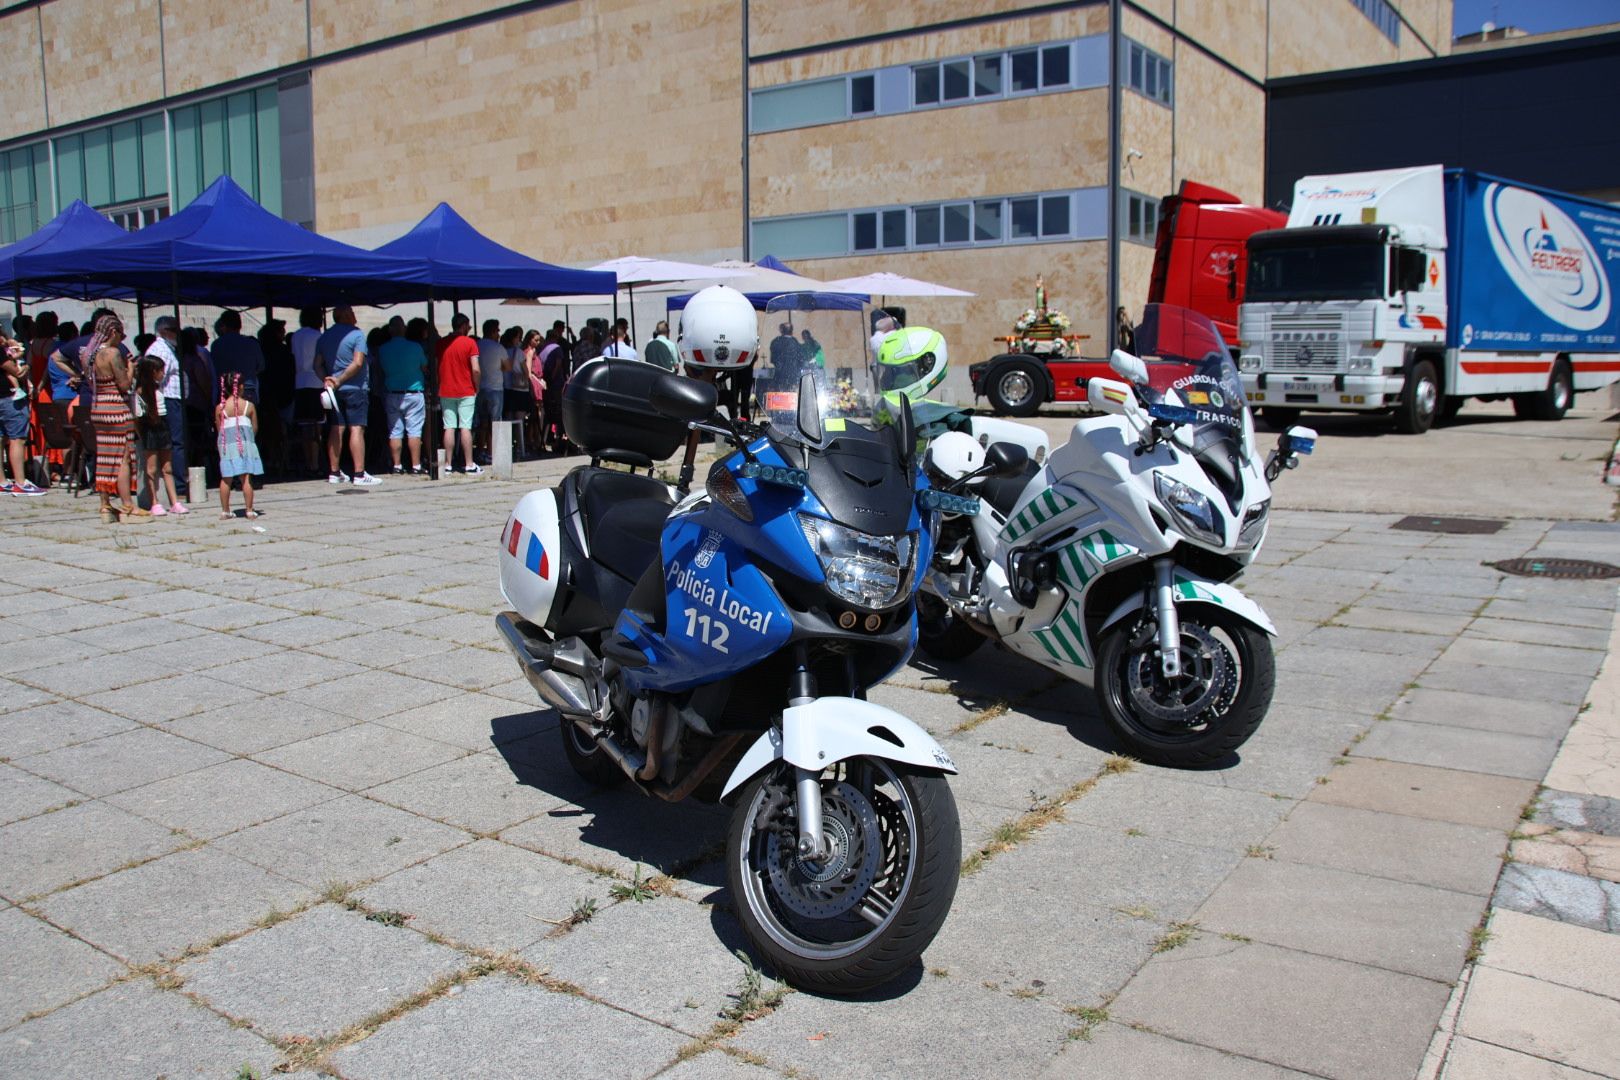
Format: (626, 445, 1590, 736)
(1131, 303, 1246, 449)
(756, 293, 876, 429)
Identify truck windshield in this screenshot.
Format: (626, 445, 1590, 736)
(1247, 240, 1385, 302)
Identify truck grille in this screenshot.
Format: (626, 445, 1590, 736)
(1264, 314, 1346, 372)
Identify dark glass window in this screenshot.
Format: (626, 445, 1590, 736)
(943, 203, 971, 243)
(975, 200, 1002, 242)
(853, 212, 878, 251)
(1010, 198, 1039, 239)
(913, 65, 939, 106)
(942, 60, 970, 101)
(913, 205, 941, 246)
(1042, 45, 1070, 86)
(975, 55, 1002, 97)
(850, 75, 875, 114)
(1010, 50, 1039, 92)
(1041, 195, 1070, 236)
(882, 209, 907, 248)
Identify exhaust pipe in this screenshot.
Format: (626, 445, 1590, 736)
(495, 612, 594, 716)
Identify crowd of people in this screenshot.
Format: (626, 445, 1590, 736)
(0, 304, 689, 521)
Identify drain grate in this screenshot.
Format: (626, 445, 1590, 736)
(1487, 558, 1620, 580)
(1391, 515, 1506, 535)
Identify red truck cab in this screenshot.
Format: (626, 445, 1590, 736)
(1147, 180, 1285, 349)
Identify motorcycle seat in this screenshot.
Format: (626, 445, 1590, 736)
(979, 460, 1040, 520)
(577, 469, 674, 582)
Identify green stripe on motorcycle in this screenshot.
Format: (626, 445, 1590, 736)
(1059, 608, 1091, 666)
(1046, 619, 1085, 666)
(1059, 545, 1093, 589)
(1033, 630, 1065, 664)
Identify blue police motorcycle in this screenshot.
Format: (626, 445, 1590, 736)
(497, 294, 976, 993)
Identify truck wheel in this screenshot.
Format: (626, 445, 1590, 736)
(1512, 360, 1573, 421)
(1256, 408, 1300, 431)
(985, 360, 1044, 417)
(1394, 359, 1439, 435)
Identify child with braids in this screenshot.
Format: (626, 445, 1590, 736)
(216, 373, 263, 519)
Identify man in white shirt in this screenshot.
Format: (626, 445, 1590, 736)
(148, 315, 188, 499)
(601, 325, 638, 362)
(475, 319, 509, 465)
(289, 307, 324, 475)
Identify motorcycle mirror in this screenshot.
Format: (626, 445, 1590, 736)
(797, 370, 823, 444)
(1109, 348, 1150, 385)
(893, 392, 918, 465)
(649, 372, 718, 423)
(983, 441, 1028, 477)
(1086, 376, 1135, 416)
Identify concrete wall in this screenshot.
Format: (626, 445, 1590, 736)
(37, 0, 165, 130)
(0, 9, 49, 137)
(161, 0, 310, 96)
(748, 0, 1077, 58)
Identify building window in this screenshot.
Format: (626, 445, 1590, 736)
(751, 36, 1104, 132)
(1350, 0, 1400, 44)
(751, 188, 1106, 260)
(1123, 190, 1160, 246)
(168, 85, 281, 213)
(106, 197, 172, 232)
(0, 142, 50, 244)
(1124, 40, 1173, 106)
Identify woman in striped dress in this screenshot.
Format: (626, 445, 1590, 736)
(87, 314, 144, 523)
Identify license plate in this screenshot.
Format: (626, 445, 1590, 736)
(1283, 378, 1333, 393)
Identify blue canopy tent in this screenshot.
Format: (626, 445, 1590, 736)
(11, 176, 431, 308)
(373, 202, 615, 301)
(0, 200, 133, 304)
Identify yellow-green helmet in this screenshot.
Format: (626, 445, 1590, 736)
(876, 326, 948, 401)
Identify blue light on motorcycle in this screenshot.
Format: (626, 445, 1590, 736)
(739, 461, 808, 488)
(917, 489, 981, 517)
(1282, 427, 1315, 456)
(1147, 401, 1202, 426)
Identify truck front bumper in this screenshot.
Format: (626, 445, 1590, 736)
(1242, 372, 1403, 411)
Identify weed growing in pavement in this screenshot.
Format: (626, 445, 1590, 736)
(1101, 754, 1136, 774)
(1152, 923, 1197, 954)
(953, 700, 1009, 735)
(319, 880, 355, 905)
(365, 910, 410, 928)
(1117, 906, 1156, 921)
(1466, 924, 1493, 964)
(961, 757, 1135, 876)
(610, 864, 658, 903)
(1245, 844, 1275, 859)
(724, 950, 787, 1022)
(1065, 1004, 1109, 1042)
(928, 967, 949, 978)
(570, 897, 598, 925)
(1124, 827, 1145, 837)
(235, 1065, 261, 1080)
(1220, 931, 1251, 943)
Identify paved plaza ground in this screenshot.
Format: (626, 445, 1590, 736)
(0, 401, 1617, 1078)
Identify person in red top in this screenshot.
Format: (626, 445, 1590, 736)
(437, 313, 482, 474)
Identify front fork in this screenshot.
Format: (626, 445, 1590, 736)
(788, 652, 832, 861)
(1153, 558, 1182, 679)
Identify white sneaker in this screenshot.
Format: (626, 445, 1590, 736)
(327, 471, 349, 484)
(461, 463, 483, 476)
(351, 473, 383, 486)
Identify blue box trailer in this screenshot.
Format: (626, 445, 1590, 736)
(1239, 164, 1620, 432)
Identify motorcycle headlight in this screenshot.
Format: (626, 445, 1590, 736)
(797, 514, 917, 610)
(1238, 499, 1269, 548)
(1154, 473, 1224, 545)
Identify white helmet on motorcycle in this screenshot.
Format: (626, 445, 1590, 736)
(924, 430, 983, 483)
(678, 285, 758, 370)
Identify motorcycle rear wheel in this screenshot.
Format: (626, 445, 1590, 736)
(1095, 607, 1274, 768)
(727, 757, 960, 995)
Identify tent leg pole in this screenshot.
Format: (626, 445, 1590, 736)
(628, 284, 636, 347)
(137, 301, 146, 335)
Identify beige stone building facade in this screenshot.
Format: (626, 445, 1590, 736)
(0, 0, 1448, 378)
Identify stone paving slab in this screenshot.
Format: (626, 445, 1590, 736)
(357, 839, 611, 953)
(1482, 907, 1620, 1002)
(1193, 858, 1482, 982)
(1391, 686, 1579, 739)
(374, 694, 555, 752)
(178, 904, 469, 1040)
(1063, 770, 1293, 852)
(1353, 719, 1559, 780)
(329, 974, 688, 1080)
(36, 847, 316, 965)
(255, 721, 471, 792)
(0, 764, 80, 826)
(0, 978, 280, 1079)
(1456, 965, 1620, 1077)
(1439, 1036, 1596, 1080)
(0, 800, 183, 901)
(1043, 1021, 1317, 1078)
(106, 758, 345, 840)
(14, 725, 231, 797)
(79, 670, 264, 725)
(1109, 936, 1452, 1080)
(732, 972, 1073, 1080)
(1463, 617, 1613, 651)
(1494, 864, 1620, 933)
(1420, 660, 1598, 706)
(158, 694, 357, 754)
(499, 788, 729, 882)
(215, 794, 470, 889)
(0, 904, 125, 1032)
(1265, 801, 1507, 896)
(1308, 757, 1535, 830)
(282, 668, 462, 719)
(366, 750, 566, 833)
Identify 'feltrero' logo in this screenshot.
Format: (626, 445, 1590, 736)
(1483, 183, 1610, 331)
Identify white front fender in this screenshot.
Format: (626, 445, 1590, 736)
(1100, 570, 1276, 637)
(720, 697, 958, 800)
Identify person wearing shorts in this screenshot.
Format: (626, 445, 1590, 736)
(377, 316, 428, 474)
(437, 313, 481, 475)
(316, 306, 380, 486)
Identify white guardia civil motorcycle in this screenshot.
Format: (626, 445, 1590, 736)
(917, 304, 1316, 766)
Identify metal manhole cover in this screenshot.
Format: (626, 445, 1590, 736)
(1391, 515, 1505, 535)
(1487, 558, 1620, 580)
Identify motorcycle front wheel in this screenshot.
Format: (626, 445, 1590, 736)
(727, 757, 960, 995)
(1095, 607, 1274, 768)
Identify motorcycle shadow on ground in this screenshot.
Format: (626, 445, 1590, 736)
(905, 649, 1248, 772)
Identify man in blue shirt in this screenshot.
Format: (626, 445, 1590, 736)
(209, 310, 265, 403)
(317, 305, 379, 486)
(377, 316, 428, 475)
